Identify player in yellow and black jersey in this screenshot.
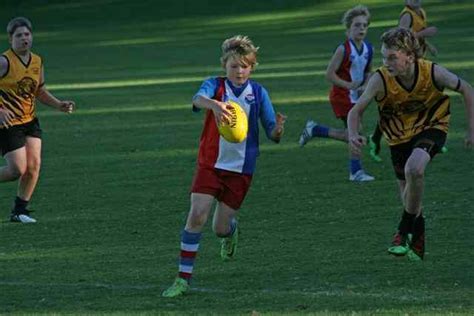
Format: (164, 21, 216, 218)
(348, 27, 474, 261)
(368, 0, 440, 162)
(0, 17, 75, 223)
(399, 0, 438, 57)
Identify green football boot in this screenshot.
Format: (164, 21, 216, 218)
(407, 248, 423, 261)
(162, 277, 189, 298)
(388, 233, 411, 256)
(368, 134, 383, 163)
(220, 224, 239, 261)
(407, 233, 425, 261)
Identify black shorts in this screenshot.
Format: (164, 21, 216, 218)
(390, 128, 447, 181)
(0, 118, 42, 156)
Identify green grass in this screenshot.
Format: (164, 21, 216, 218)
(1, 0, 473, 314)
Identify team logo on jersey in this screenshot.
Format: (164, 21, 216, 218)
(16, 77, 37, 100)
(245, 93, 255, 105)
(380, 100, 426, 118)
(399, 100, 426, 114)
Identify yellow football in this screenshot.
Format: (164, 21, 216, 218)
(218, 100, 248, 143)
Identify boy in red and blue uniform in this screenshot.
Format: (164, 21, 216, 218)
(162, 35, 286, 298)
(298, 5, 374, 182)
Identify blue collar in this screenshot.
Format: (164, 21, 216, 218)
(226, 79, 249, 98)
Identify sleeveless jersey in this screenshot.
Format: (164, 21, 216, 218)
(376, 59, 450, 146)
(400, 6, 428, 53)
(329, 39, 373, 105)
(0, 49, 42, 127)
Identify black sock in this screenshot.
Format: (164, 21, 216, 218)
(13, 196, 29, 214)
(398, 210, 416, 235)
(413, 214, 425, 242)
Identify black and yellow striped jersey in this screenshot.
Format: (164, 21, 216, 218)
(376, 59, 450, 146)
(0, 49, 43, 127)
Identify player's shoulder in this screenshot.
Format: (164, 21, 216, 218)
(331, 42, 347, 60)
(248, 78, 263, 88)
(31, 51, 42, 61)
(199, 76, 222, 88)
(369, 69, 386, 90)
(248, 79, 268, 95)
(338, 40, 349, 51)
(203, 76, 220, 83)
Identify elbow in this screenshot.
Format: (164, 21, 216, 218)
(35, 89, 44, 102)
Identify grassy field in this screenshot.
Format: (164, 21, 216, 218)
(1, 0, 473, 314)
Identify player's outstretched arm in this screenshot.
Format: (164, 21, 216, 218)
(36, 87, 74, 113)
(434, 64, 474, 148)
(35, 67, 74, 113)
(348, 72, 384, 155)
(425, 40, 438, 57)
(416, 26, 438, 39)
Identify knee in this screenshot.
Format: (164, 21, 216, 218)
(405, 164, 424, 181)
(8, 164, 26, 179)
(187, 207, 208, 229)
(26, 159, 41, 176)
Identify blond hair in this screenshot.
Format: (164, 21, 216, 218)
(220, 35, 259, 68)
(7, 17, 32, 36)
(381, 27, 422, 60)
(342, 5, 371, 29)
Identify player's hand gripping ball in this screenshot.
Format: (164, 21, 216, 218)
(218, 101, 248, 143)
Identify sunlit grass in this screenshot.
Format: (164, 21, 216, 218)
(48, 70, 326, 91)
(428, 2, 474, 14)
(442, 60, 474, 70)
(92, 37, 170, 47)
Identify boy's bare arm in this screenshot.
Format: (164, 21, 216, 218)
(416, 26, 437, 38)
(326, 45, 360, 90)
(348, 72, 384, 154)
(193, 95, 231, 124)
(434, 64, 474, 147)
(0, 56, 8, 77)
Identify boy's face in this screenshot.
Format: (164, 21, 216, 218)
(348, 15, 369, 42)
(224, 55, 253, 86)
(9, 26, 33, 53)
(381, 44, 414, 76)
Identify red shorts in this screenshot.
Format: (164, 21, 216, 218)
(190, 166, 253, 210)
(329, 91, 352, 119)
